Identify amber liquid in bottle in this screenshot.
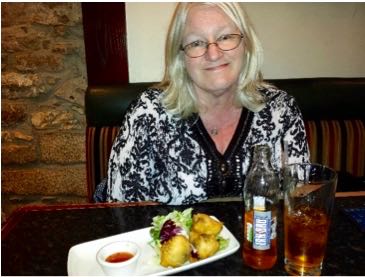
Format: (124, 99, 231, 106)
(243, 144, 279, 270)
(243, 209, 277, 270)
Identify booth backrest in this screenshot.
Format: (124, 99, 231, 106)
(85, 78, 365, 201)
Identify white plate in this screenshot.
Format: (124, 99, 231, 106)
(67, 220, 240, 276)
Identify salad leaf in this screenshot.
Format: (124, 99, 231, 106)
(149, 208, 193, 251)
(217, 236, 229, 250)
(160, 220, 182, 244)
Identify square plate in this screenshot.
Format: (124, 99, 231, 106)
(67, 221, 240, 276)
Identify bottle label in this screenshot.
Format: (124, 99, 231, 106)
(253, 210, 271, 250)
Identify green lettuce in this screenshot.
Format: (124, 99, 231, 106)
(149, 208, 193, 251)
(217, 235, 229, 250)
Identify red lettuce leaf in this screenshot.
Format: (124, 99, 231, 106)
(160, 219, 182, 244)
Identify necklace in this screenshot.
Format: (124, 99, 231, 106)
(209, 128, 219, 136)
(202, 107, 242, 137)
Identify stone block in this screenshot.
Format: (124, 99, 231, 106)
(1, 72, 47, 99)
(40, 132, 85, 163)
(2, 54, 8, 70)
(54, 76, 86, 106)
(1, 165, 87, 196)
(32, 3, 82, 26)
(16, 31, 45, 52)
(15, 52, 64, 72)
(31, 109, 81, 130)
(2, 130, 34, 143)
(1, 72, 38, 88)
(1, 102, 27, 126)
(52, 41, 80, 55)
(1, 143, 37, 164)
(1, 35, 22, 53)
(1, 3, 30, 27)
(2, 26, 45, 52)
(2, 3, 82, 27)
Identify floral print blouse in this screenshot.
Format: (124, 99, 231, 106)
(106, 87, 309, 204)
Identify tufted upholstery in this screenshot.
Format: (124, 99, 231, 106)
(85, 78, 365, 201)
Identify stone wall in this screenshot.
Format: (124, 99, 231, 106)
(1, 3, 88, 220)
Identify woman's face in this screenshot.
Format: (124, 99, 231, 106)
(182, 4, 245, 98)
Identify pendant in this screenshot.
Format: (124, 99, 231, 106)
(210, 128, 219, 136)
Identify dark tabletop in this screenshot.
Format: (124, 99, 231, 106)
(2, 197, 365, 276)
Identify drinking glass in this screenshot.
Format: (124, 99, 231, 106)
(283, 163, 337, 276)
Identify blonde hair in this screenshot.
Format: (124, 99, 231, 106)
(158, 2, 270, 119)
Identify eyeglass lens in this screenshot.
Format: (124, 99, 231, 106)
(182, 34, 243, 58)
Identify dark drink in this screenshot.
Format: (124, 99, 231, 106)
(284, 205, 330, 275)
(283, 164, 337, 276)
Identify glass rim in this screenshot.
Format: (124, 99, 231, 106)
(284, 162, 338, 182)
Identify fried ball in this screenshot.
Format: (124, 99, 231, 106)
(192, 213, 223, 236)
(191, 234, 220, 259)
(160, 235, 191, 268)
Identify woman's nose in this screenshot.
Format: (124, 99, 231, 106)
(205, 43, 223, 61)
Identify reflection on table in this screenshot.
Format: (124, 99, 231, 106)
(2, 196, 365, 276)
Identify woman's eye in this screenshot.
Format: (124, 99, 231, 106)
(189, 40, 205, 48)
(218, 34, 232, 41)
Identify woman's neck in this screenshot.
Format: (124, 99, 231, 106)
(199, 104, 243, 154)
(197, 91, 237, 114)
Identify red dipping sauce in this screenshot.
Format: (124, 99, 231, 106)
(106, 252, 134, 263)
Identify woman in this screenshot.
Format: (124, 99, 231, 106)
(103, 3, 309, 204)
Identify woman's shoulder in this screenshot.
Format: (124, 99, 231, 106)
(128, 87, 165, 113)
(258, 85, 302, 118)
(260, 85, 293, 103)
(257, 85, 301, 116)
(121, 87, 170, 132)
(259, 85, 300, 111)
(137, 87, 164, 104)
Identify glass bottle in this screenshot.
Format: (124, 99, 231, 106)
(243, 144, 279, 270)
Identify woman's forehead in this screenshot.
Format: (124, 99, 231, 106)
(183, 4, 239, 36)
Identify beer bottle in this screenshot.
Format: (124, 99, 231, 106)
(243, 144, 279, 270)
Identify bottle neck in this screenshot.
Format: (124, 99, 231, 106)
(252, 145, 272, 170)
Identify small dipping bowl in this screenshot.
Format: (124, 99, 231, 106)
(96, 241, 140, 276)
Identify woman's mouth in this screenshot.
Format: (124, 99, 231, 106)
(205, 63, 229, 72)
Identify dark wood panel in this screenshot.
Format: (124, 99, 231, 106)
(82, 3, 129, 85)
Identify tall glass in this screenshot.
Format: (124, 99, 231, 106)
(283, 163, 337, 276)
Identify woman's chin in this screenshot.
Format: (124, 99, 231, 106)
(203, 80, 236, 96)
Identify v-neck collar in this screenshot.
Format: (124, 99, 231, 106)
(195, 108, 250, 159)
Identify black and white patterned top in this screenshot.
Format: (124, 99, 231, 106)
(106, 87, 309, 204)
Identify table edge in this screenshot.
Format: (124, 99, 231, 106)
(1, 201, 159, 239)
(3, 191, 364, 239)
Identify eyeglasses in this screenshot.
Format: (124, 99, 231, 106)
(181, 34, 244, 58)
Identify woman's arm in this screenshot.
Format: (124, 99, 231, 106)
(106, 91, 158, 202)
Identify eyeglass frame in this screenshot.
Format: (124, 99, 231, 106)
(180, 33, 244, 58)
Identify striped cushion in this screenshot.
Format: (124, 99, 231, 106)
(86, 126, 120, 201)
(305, 120, 365, 177)
(86, 120, 365, 201)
